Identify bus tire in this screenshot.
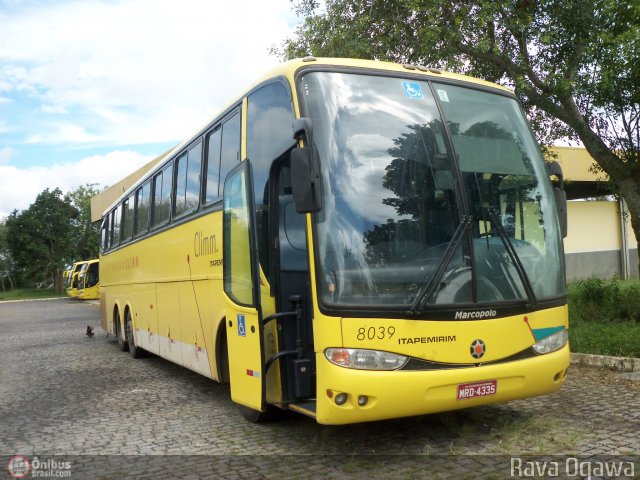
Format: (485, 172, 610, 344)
(239, 405, 277, 423)
(115, 309, 128, 352)
(125, 309, 144, 359)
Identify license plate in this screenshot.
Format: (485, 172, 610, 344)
(457, 380, 497, 400)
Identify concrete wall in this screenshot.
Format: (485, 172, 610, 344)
(565, 250, 637, 281)
(564, 200, 639, 280)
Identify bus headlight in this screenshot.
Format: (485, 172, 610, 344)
(532, 330, 568, 354)
(325, 348, 408, 370)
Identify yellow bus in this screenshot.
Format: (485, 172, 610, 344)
(77, 259, 100, 300)
(66, 261, 87, 298)
(100, 57, 569, 425)
(62, 264, 73, 285)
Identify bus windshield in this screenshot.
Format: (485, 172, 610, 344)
(299, 71, 565, 310)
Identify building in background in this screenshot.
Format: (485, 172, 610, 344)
(556, 146, 637, 280)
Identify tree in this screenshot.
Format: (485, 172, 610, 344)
(281, 0, 640, 263)
(67, 184, 102, 261)
(5, 188, 78, 291)
(0, 220, 16, 291)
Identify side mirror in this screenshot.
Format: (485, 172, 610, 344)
(547, 161, 567, 238)
(291, 146, 322, 213)
(291, 118, 322, 213)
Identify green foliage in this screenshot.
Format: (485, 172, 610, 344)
(568, 277, 640, 357)
(0, 220, 16, 290)
(568, 277, 640, 323)
(5, 188, 78, 287)
(3, 184, 102, 289)
(67, 183, 102, 260)
(569, 317, 640, 358)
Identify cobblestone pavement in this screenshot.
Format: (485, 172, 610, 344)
(1, 299, 639, 479)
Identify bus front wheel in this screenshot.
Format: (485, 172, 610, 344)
(239, 405, 278, 423)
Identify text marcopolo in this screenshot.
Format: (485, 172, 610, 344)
(455, 309, 497, 320)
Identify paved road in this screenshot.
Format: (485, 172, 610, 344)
(1, 299, 639, 479)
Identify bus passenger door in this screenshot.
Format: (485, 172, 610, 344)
(222, 160, 265, 412)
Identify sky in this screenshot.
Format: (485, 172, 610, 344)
(0, 0, 301, 220)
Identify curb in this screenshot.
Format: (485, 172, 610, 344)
(0, 297, 66, 304)
(571, 352, 640, 372)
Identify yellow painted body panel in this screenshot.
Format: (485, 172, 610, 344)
(77, 283, 100, 300)
(101, 204, 280, 384)
(101, 210, 226, 380)
(224, 296, 263, 410)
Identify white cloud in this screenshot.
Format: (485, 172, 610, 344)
(0, 146, 15, 164)
(0, 0, 300, 220)
(0, 150, 152, 220)
(25, 122, 102, 144)
(0, 0, 297, 147)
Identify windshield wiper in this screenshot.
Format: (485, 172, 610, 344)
(472, 172, 537, 308)
(484, 206, 538, 307)
(408, 215, 472, 315)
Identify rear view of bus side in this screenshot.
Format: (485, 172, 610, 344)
(100, 58, 570, 425)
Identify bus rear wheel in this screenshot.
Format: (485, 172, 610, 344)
(125, 310, 144, 359)
(115, 310, 128, 352)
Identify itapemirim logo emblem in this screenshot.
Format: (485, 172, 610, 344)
(470, 339, 486, 359)
(7, 455, 31, 479)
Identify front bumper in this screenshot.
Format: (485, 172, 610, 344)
(314, 344, 570, 425)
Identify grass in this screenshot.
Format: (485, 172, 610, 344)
(569, 318, 640, 357)
(568, 277, 640, 358)
(419, 409, 582, 456)
(0, 288, 66, 302)
(483, 415, 580, 454)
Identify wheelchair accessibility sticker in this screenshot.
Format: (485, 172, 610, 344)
(402, 82, 423, 99)
(237, 314, 246, 337)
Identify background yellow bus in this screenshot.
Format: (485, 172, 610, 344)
(100, 58, 569, 425)
(77, 259, 99, 300)
(66, 261, 87, 298)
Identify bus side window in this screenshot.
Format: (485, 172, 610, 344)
(152, 162, 173, 227)
(186, 141, 202, 211)
(100, 216, 109, 253)
(204, 113, 240, 204)
(112, 205, 121, 247)
(122, 194, 134, 242)
(204, 127, 222, 203)
(87, 262, 99, 287)
(219, 114, 240, 197)
(107, 210, 115, 249)
(175, 141, 203, 217)
(135, 181, 150, 236)
(175, 152, 187, 216)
